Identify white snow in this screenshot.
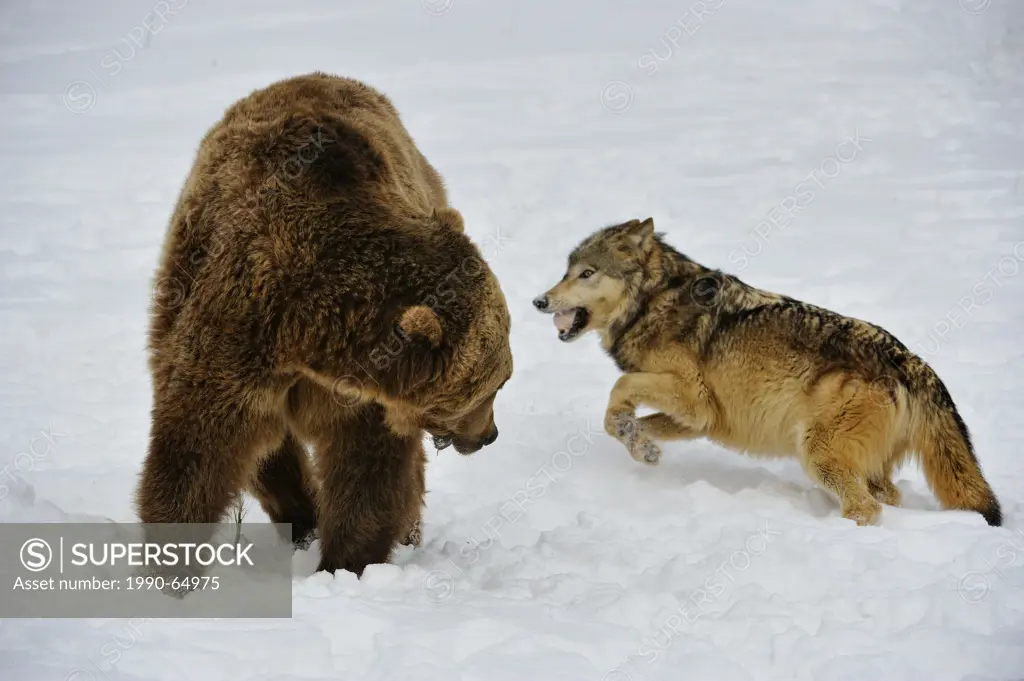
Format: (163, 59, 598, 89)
(2, 0, 1024, 679)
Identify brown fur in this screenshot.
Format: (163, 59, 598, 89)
(536, 218, 1001, 526)
(138, 73, 513, 575)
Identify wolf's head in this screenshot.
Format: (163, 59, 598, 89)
(533, 217, 658, 342)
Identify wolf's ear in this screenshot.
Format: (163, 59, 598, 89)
(397, 305, 443, 347)
(432, 207, 465, 233)
(622, 217, 655, 251)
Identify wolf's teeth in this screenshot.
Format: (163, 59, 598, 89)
(554, 310, 575, 332)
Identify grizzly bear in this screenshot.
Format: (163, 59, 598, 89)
(139, 72, 513, 576)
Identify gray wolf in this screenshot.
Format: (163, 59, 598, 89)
(533, 218, 1000, 526)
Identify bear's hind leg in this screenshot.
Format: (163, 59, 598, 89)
(250, 431, 319, 548)
(310, 402, 424, 576)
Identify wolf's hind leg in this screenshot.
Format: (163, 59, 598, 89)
(867, 458, 902, 507)
(803, 444, 881, 525)
(801, 423, 884, 526)
(802, 376, 898, 525)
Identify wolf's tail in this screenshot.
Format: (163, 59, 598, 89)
(910, 383, 1001, 526)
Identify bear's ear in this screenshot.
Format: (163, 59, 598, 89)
(397, 305, 443, 347)
(622, 217, 655, 251)
(432, 207, 465, 233)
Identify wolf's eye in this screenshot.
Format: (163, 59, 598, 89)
(579, 269, 595, 280)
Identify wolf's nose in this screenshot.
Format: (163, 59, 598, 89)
(533, 296, 548, 310)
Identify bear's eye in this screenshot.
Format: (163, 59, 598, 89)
(579, 269, 595, 280)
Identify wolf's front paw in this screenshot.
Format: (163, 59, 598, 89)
(605, 410, 638, 443)
(630, 437, 661, 466)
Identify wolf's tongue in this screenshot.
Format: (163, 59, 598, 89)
(554, 310, 575, 333)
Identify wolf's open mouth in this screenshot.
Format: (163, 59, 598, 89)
(553, 307, 590, 342)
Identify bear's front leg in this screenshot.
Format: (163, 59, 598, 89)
(312, 402, 424, 576)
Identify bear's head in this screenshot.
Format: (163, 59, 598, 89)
(389, 261, 512, 455)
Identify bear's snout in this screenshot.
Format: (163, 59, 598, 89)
(452, 425, 499, 455)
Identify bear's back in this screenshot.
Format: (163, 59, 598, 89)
(148, 74, 455, 384)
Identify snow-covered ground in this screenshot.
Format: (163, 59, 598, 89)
(2, 0, 1023, 679)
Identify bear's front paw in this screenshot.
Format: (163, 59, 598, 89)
(402, 520, 422, 548)
(629, 437, 661, 466)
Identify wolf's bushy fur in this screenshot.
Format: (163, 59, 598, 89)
(538, 218, 1000, 526)
(139, 73, 513, 576)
